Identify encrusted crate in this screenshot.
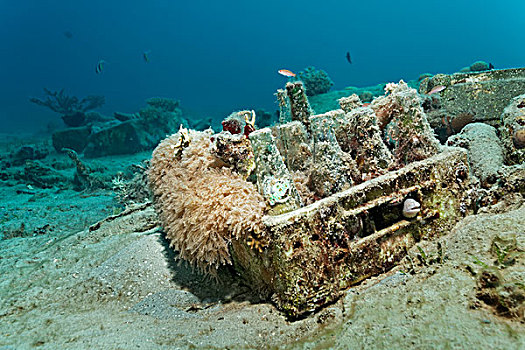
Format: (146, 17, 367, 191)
(231, 147, 469, 318)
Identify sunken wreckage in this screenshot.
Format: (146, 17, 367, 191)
(160, 81, 471, 318)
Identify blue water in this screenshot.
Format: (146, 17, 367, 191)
(2, 0, 524, 132)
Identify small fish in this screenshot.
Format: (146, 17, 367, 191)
(278, 69, 296, 77)
(143, 50, 151, 63)
(63, 30, 73, 39)
(489, 62, 495, 70)
(346, 51, 352, 64)
(95, 60, 106, 74)
(427, 85, 446, 95)
(362, 102, 371, 107)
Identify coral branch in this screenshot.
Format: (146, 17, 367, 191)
(30, 88, 105, 115)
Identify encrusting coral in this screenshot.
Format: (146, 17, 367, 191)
(309, 113, 357, 197)
(338, 94, 362, 113)
(148, 129, 266, 274)
(500, 94, 525, 164)
(447, 123, 504, 187)
(295, 66, 334, 96)
(371, 80, 440, 166)
(333, 106, 394, 179)
(145, 97, 180, 112)
(285, 81, 313, 130)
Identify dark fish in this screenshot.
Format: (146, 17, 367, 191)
(95, 60, 106, 74)
(63, 30, 73, 39)
(143, 50, 151, 63)
(489, 62, 495, 70)
(345, 51, 352, 64)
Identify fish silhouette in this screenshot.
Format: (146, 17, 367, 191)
(95, 60, 106, 74)
(346, 51, 352, 64)
(143, 50, 151, 63)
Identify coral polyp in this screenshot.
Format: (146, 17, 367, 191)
(262, 176, 291, 206)
(148, 130, 266, 274)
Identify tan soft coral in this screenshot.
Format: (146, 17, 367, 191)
(148, 129, 266, 274)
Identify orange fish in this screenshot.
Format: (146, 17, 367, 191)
(427, 85, 446, 95)
(278, 69, 296, 77)
(362, 102, 371, 107)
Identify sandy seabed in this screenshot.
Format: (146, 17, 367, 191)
(0, 140, 523, 349)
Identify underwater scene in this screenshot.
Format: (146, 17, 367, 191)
(1, 1, 524, 348)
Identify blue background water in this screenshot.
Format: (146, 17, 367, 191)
(1, 0, 524, 133)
